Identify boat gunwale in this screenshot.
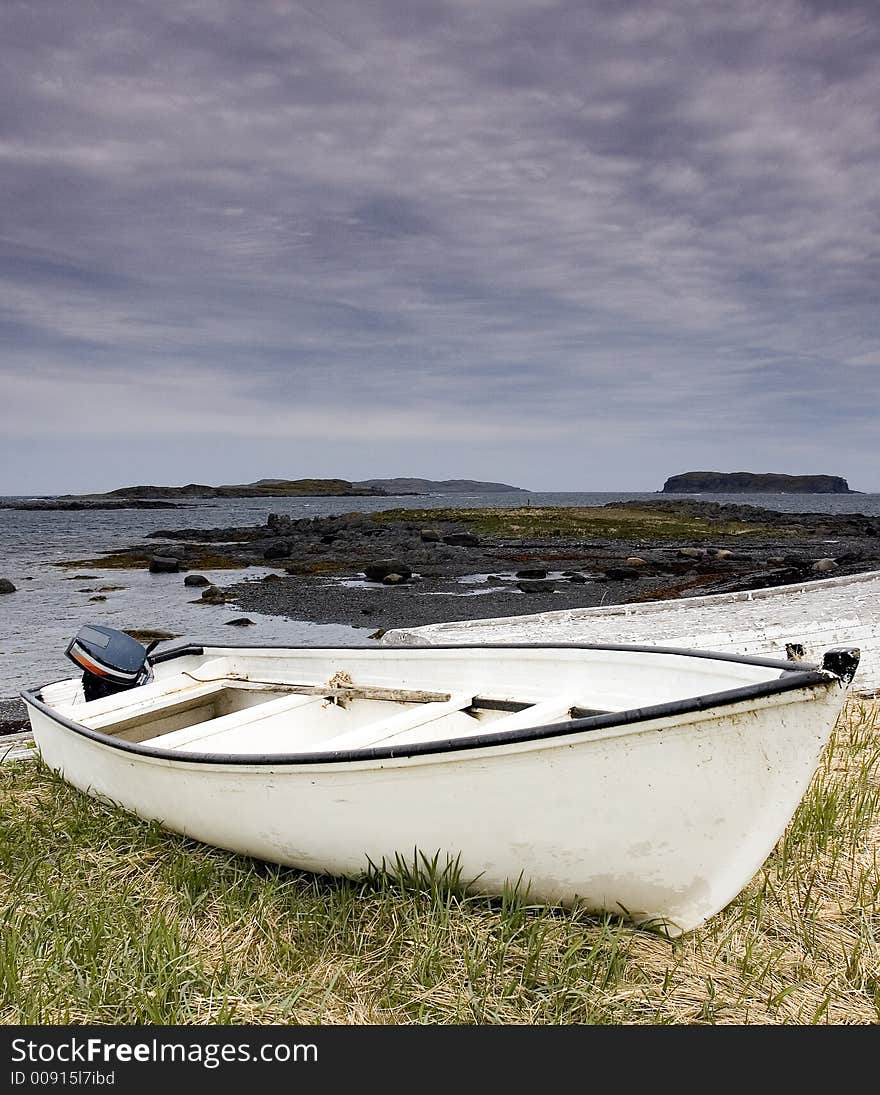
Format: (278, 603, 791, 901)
(20, 642, 844, 766)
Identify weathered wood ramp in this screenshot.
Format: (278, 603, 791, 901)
(383, 570, 880, 695)
(1, 731, 37, 764)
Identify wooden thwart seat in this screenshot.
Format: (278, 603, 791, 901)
(380, 694, 584, 749)
(310, 691, 476, 753)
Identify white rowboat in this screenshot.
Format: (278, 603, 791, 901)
(21, 632, 860, 935)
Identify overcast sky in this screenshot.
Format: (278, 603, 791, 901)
(1, 0, 878, 493)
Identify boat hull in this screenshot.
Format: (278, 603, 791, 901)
(24, 672, 847, 935)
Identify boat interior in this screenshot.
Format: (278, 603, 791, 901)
(42, 663, 611, 756)
(36, 645, 795, 757)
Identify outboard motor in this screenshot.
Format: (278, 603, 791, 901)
(65, 625, 155, 702)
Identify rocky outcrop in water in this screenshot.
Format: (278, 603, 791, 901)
(0, 498, 179, 510)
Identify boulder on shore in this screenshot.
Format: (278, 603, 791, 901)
(0, 579, 17, 594)
(604, 566, 643, 581)
(812, 558, 837, 573)
(184, 573, 210, 587)
(263, 540, 291, 560)
(518, 579, 557, 593)
(363, 559, 413, 582)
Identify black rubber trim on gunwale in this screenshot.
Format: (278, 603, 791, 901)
(136, 639, 815, 672)
(149, 643, 205, 665)
(20, 642, 837, 767)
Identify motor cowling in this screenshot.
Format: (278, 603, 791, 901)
(65, 625, 154, 702)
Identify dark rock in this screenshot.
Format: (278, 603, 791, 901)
(364, 559, 413, 582)
(443, 532, 480, 547)
(263, 540, 291, 560)
(225, 617, 255, 627)
(0, 579, 16, 593)
(604, 566, 643, 580)
(518, 579, 557, 593)
(184, 574, 211, 587)
(516, 568, 547, 579)
(88, 595, 107, 602)
(368, 629, 386, 640)
(262, 573, 284, 582)
(200, 585, 227, 603)
(567, 572, 588, 583)
(149, 556, 179, 573)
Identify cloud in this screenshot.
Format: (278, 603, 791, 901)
(1, 0, 878, 491)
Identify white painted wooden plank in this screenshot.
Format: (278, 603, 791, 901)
(146, 693, 325, 751)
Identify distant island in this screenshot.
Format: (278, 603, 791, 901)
(97, 477, 527, 499)
(353, 478, 527, 494)
(0, 476, 530, 509)
(662, 471, 857, 494)
(95, 478, 387, 500)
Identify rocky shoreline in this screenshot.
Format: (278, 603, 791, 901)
(51, 498, 880, 635)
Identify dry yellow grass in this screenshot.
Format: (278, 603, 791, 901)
(1, 699, 878, 1025)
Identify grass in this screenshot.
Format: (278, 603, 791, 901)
(1, 700, 878, 1025)
(374, 505, 780, 541)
